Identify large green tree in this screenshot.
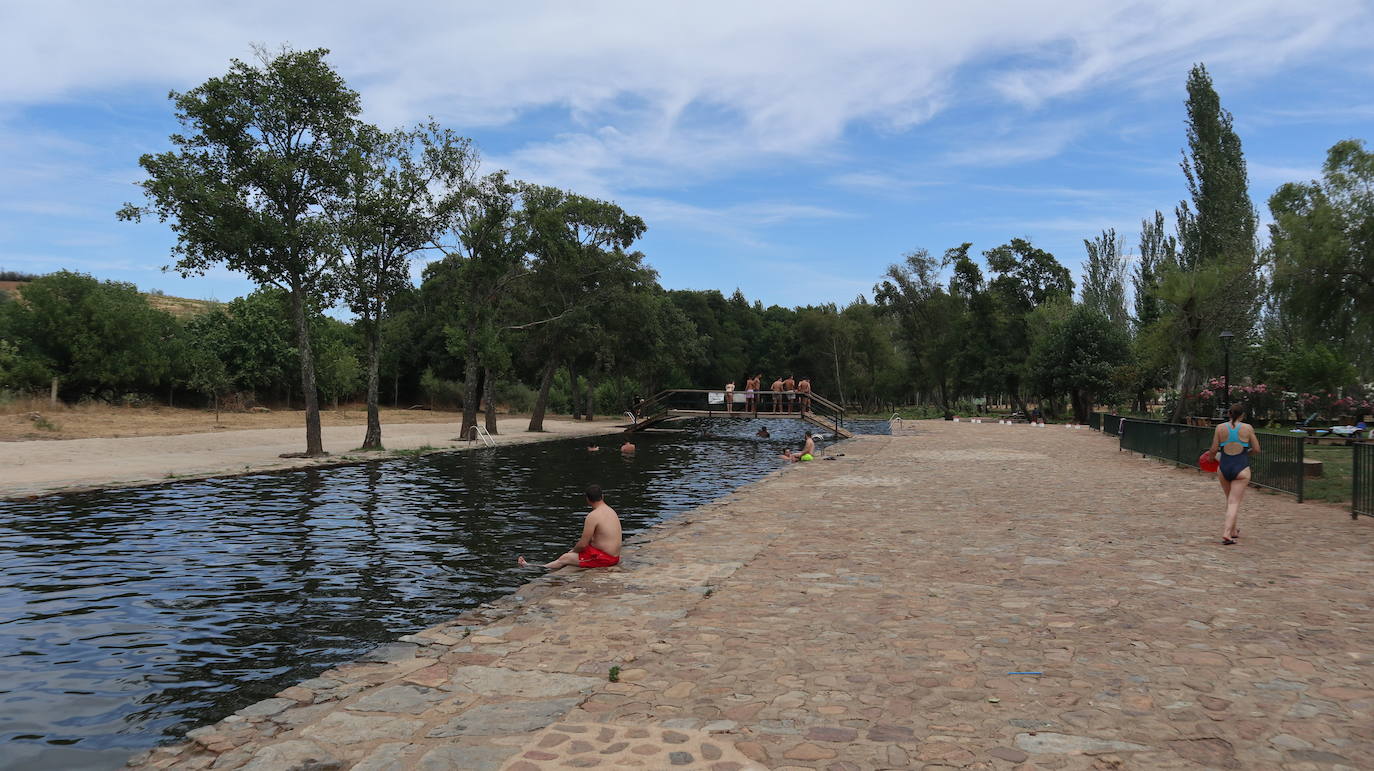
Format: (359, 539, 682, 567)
(517, 185, 647, 430)
(983, 238, 1074, 413)
(336, 122, 466, 448)
(1161, 63, 1262, 420)
(1268, 138, 1374, 378)
(120, 47, 361, 456)
(1029, 304, 1132, 422)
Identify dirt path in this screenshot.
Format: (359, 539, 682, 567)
(132, 421, 1373, 769)
(2, 417, 620, 499)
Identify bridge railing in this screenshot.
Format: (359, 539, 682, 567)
(628, 388, 846, 433)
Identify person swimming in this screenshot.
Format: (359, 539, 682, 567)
(780, 430, 816, 462)
(756, 426, 770, 438)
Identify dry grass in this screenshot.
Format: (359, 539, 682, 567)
(0, 399, 473, 442)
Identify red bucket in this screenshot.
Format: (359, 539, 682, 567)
(1198, 450, 1219, 473)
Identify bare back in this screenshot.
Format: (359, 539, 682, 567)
(585, 504, 622, 556)
(1212, 420, 1260, 456)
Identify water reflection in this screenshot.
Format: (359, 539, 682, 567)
(0, 419, 886, 769)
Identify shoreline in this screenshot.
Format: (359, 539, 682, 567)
(1, 417, 624, 501)
(125, 444, 808, 771)
(120, 422, 1374, 769)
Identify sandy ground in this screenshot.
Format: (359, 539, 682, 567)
(0, 416, 623, 499)
(0, 402, 481, 441)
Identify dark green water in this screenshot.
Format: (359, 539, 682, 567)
(0, 419, 885, 770)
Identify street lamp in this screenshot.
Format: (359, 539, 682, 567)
(1219, 330, 1235, 414)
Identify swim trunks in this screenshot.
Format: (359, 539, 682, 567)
(800, 453, 813, 461)
(578, 544, 620, 568)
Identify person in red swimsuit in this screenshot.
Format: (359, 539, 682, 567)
(518, 484, 623, 570)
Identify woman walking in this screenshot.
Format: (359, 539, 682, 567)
(1209, 403, 1262, 545)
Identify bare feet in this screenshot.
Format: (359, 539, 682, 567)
(517, 556, 529, 567)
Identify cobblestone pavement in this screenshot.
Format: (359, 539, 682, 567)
(128, 422, 1373, 770)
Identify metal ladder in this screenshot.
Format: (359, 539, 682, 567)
(464, 425, 496, 448)
(889, 412, 903, 432)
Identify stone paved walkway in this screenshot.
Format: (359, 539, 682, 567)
(128, 422, 1373, 770)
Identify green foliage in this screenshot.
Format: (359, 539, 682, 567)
(0, 271, 177, 398)
(1160, 63, 1262, 419)
(120, 46, 364, 455)
(1281, 345, 1357, 395)
(1081, 228, 1129, 330)
(420, 369, 465, 409)
(1269, 138, 1374, 377)
(1029, 304, 1132, 422)
(315, 333, 362, 405)
(494, 381, 536, 413)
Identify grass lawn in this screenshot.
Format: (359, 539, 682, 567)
(1301, 443, 1354, 504)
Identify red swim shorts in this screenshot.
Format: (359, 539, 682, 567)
(578, 545, 620, 568)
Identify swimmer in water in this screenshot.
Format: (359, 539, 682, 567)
(780, 430, 816, 462)
(518, 484, 622, 569)
(586, 444, 600, 452)
(620, 440, 636, 454)
(756, 426, 770, 438)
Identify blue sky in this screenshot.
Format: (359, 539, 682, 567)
(3, 1, 1373, 310)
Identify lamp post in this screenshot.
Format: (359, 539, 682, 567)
(1219, 330, 1234, 415)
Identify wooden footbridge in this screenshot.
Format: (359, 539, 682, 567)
(623, 389, 854, 439)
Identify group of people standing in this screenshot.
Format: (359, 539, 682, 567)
(725, 374, 813, 414)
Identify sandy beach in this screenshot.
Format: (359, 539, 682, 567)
(0, 416, 622, 499)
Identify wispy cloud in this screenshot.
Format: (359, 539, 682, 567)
(943, 121, 1085, 166)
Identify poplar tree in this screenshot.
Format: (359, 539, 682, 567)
(1160, 63, 1261, 420)
(1080, 228, 1129, 330)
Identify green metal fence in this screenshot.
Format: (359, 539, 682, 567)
(1087, 412, 1101, 431)
(1120, 419, 1305, 501)
(1355, 443, 1373, 519)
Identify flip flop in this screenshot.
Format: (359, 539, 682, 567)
(1221, 538, 1237, 545)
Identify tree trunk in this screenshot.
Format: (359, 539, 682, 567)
(289, 286, 325, 456)
(584, 375, 595, 421)
(1170, 346, 1198, 423)
(362, 326, 383, 450)
(50, 376, 59, 407)
(460, 332, 480, 441)
(484, 367, 499, 435)
(527, 357, 557, 432)
(568, 363, 582, 420)
(393, 373, 399, 408)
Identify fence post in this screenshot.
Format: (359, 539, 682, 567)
(1296, 435, 1304, 504)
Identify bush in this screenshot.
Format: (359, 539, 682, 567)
(494, 381, 535, 413)
(420, 369, 465, 409)
(594, 376, 639, 415)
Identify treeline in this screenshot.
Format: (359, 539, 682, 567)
(3, 56, 1371, 447)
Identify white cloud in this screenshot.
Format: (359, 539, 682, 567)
(4, 1, 1368, 193)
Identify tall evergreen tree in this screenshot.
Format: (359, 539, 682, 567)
(1081, 228, 1129, 330)
(1160, 63, 1262, 420)
(1133, 211, 1175, 329)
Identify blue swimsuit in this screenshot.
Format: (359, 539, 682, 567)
(1219, 421, 1250, 481)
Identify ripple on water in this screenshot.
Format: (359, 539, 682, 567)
(0, 420, 885, 769)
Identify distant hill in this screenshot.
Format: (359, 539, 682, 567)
(0, 280, 220, 319)
(145, 292, 221, 319)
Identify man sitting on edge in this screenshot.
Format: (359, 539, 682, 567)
(518, 484, 622, 569)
